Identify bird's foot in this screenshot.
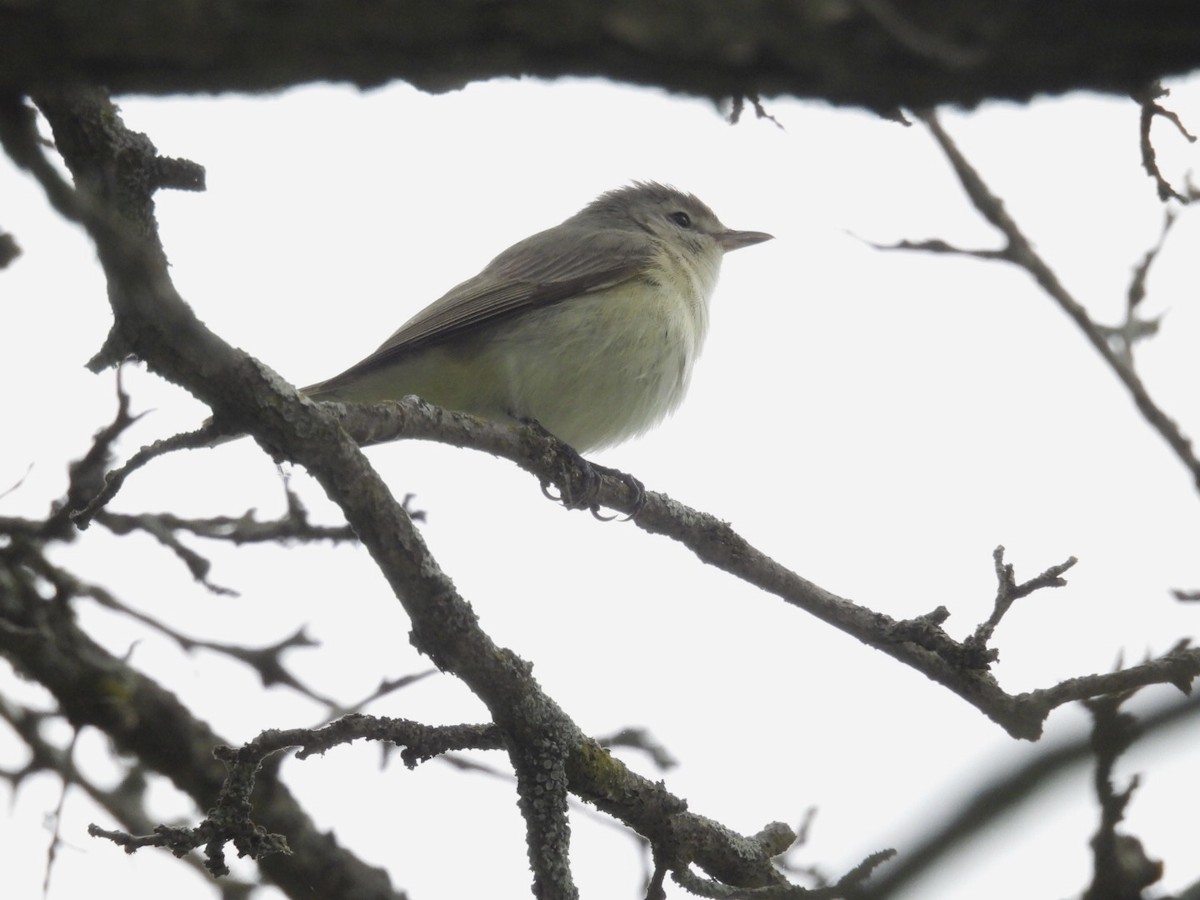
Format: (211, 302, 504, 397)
(522, 420, 645, 520)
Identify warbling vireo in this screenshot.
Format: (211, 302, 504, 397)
(302, 182, 772, 451)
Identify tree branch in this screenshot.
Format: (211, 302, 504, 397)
(2, 1, 1200, 110)
(906, 109, 1200, 496)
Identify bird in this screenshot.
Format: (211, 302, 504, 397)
(300, 182, 772, 453)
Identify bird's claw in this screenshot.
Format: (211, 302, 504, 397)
(586, 464, 645, 521)
(524, 419, 644, 520)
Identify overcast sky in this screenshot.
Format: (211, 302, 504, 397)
(3, 74, 1200, 899)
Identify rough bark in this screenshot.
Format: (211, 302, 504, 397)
(2, 1, 1199, 109)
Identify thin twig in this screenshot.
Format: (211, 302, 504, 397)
(911, 109, 1200, 495)
(1132, 81, 1197, 203)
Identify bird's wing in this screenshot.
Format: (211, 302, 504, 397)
(310, 224, 654, 389)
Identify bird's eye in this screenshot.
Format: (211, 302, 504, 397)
(668, 211, 692, 228)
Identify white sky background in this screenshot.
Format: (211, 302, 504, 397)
(2, 74, 1200, 899)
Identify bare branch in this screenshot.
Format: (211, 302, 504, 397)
(969, 546, 1077, 648)
(728, 94, 785, 130)
(1132, 80, 1198, 203)
(0, 550, 406, 898)
(69, 426, 216, 527)
(1096, 208, 1177, 367)
(1030, 642, 1198, 707)
(219, 394, 1200, 742)
(598, 728, 678, 772)
(862, 235, 1011, 261)
(911, 109, 1200, 497)
(4, 2, 1200, 111)
(671, 844, 895, 899)
(513, 739, 578, 900)
(86, 712, 501, 876)
(0, 698, 257, 897)
(1081, 694, 1165, 899)
(42, 368, 145, 537)
(18, 549, 349, 708)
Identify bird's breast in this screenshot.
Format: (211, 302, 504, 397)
(484, 272, 712, 451)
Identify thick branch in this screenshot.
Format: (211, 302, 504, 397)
(3, 1, 1200, 109)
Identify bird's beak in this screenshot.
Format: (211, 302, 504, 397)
(716, 229, 774, 252)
